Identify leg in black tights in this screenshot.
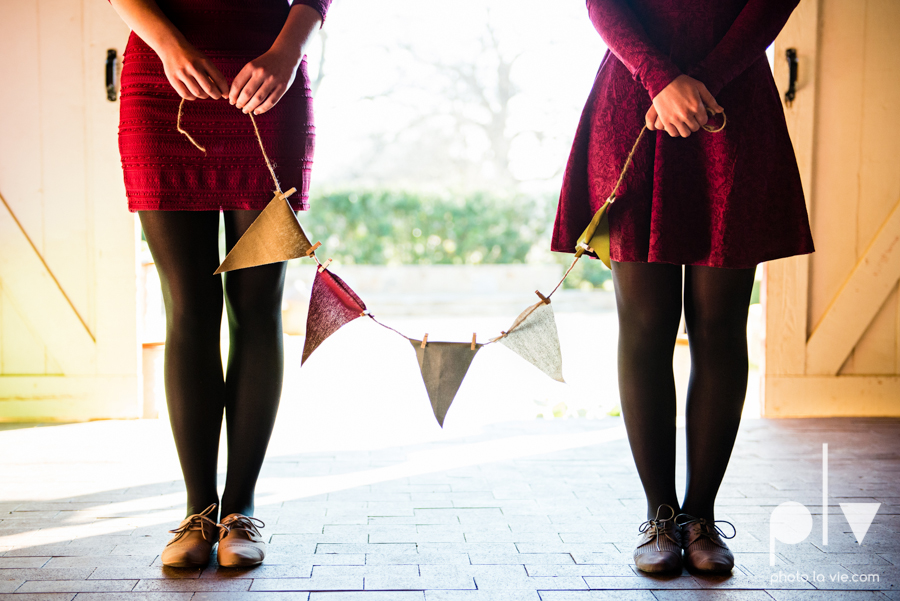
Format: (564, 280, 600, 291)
(219, 210, 288, 518)
(611, 260, 755, 521)
(140, 210, 288, 520)
(681, 265, 756, 521)
(611, 261, 684, 519)
(139, 211, 225, 518)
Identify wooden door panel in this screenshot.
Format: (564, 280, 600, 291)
(0, 0, 138, 421)
(0, 288, 49, 375)
(765, 0, 900, 416)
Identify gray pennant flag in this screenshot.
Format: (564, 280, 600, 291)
(498, 301, 565, 383)
(409, 339, 482, 427)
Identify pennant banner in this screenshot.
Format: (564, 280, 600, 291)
(498, 301, 565, 383)
(302, 268, 367, 364)
(215, 188, 314, 275)
(575, 199, 611, 269)
(409, 339, 482, 427)
(172, 103, 725, 429)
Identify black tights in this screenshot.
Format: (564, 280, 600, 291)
(140, 211, 287, 520)
(611, 261, 756, 521)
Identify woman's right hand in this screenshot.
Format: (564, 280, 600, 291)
(158, 39, 229, 101)
(646, 74, 723, 138)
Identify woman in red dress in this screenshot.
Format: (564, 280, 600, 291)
(553, 0, 814, 573)
(109, 0, 330, 568)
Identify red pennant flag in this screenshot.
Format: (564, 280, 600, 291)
(302, 268, 367, 365)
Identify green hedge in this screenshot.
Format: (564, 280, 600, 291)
(298, 189, 611, 288)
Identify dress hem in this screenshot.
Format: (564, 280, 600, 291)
(549, 246, 814, 270)
(128, 200, 310, 213)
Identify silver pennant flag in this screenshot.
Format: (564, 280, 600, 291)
(499, 301, 565, 383)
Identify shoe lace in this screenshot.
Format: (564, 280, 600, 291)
(675, 513, 736, 541)
(637, 504, 677, 551)
(219, 514, 265, 538)
(168, 503, 217, 543)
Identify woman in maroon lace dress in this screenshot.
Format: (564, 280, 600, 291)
(553, 0, 814, 573)
(109, 0, 330, 568)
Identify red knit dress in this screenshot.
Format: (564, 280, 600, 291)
(552, 0, 815, 268)
(118, 0, 331, 212)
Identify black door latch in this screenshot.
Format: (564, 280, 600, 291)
(785, 48, 798, 106)
(106, 49, 118, 102)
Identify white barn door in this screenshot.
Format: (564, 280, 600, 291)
(764, 0, 900, 416)
(0, 1, 140, 420)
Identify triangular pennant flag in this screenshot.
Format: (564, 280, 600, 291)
(302, 268, 367, 364)
(840, 502, 880, 544)
(409, 339, 482, 427)
(498, 301, 565, 383)
(575, 199, 612, 268)
(215, 188, 314, 274)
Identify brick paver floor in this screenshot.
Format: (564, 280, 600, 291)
(1, 417, 898, 600)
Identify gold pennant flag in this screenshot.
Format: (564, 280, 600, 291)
(214, 188, 313, 274)
(574, 199, 612, 269)
(409, 339, 482, 427)
(499, 301, 565, 383)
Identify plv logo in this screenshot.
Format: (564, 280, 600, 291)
(769, 444, 880, 565)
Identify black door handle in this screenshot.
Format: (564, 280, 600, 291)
(785, 48, 798, 106)
(106, 49, 118, 102)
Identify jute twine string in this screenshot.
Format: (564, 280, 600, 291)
(176, 98, 207, 154)
(609, 109, 725, 205)
(175, 100, 725, 347)
(176, 98, 282, 196)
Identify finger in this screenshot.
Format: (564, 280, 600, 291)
(253, 85, 285, 115)
(188, 64, 219, 99)
(236, 77, 263, 110)
(181, 74, 208, 99)
(699, 86, 724, 113)
(675, 121, 693, 137)
(204, 61, 230, 97)
(242, 81, 272, 114)
(685, 115, 701, 133)
(664, 122, 680, 138)
(654, 117, 664, 130)
(171, 79, 197, 101)
(696, 107, 709, 127)
(645, 106, 658, 129)
(229, 67, 254, 105)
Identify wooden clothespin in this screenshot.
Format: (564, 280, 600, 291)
(535, 290, 551, 305)
(421, 334, 428, 349)
(306, 241, 322, 256)
(318, 258, 333, 273)
(471, 333, 477, 350)
(279, 187, 297, 201)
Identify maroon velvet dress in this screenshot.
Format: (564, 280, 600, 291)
(552, 0, 815, 268)
(118, 0, 331, 212)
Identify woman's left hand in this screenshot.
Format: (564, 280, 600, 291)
(229, 48, 301, 115)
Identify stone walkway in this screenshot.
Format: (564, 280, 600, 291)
(0, 417, 898, 600)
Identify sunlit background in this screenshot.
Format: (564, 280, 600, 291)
(140, 0, 765, 441)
